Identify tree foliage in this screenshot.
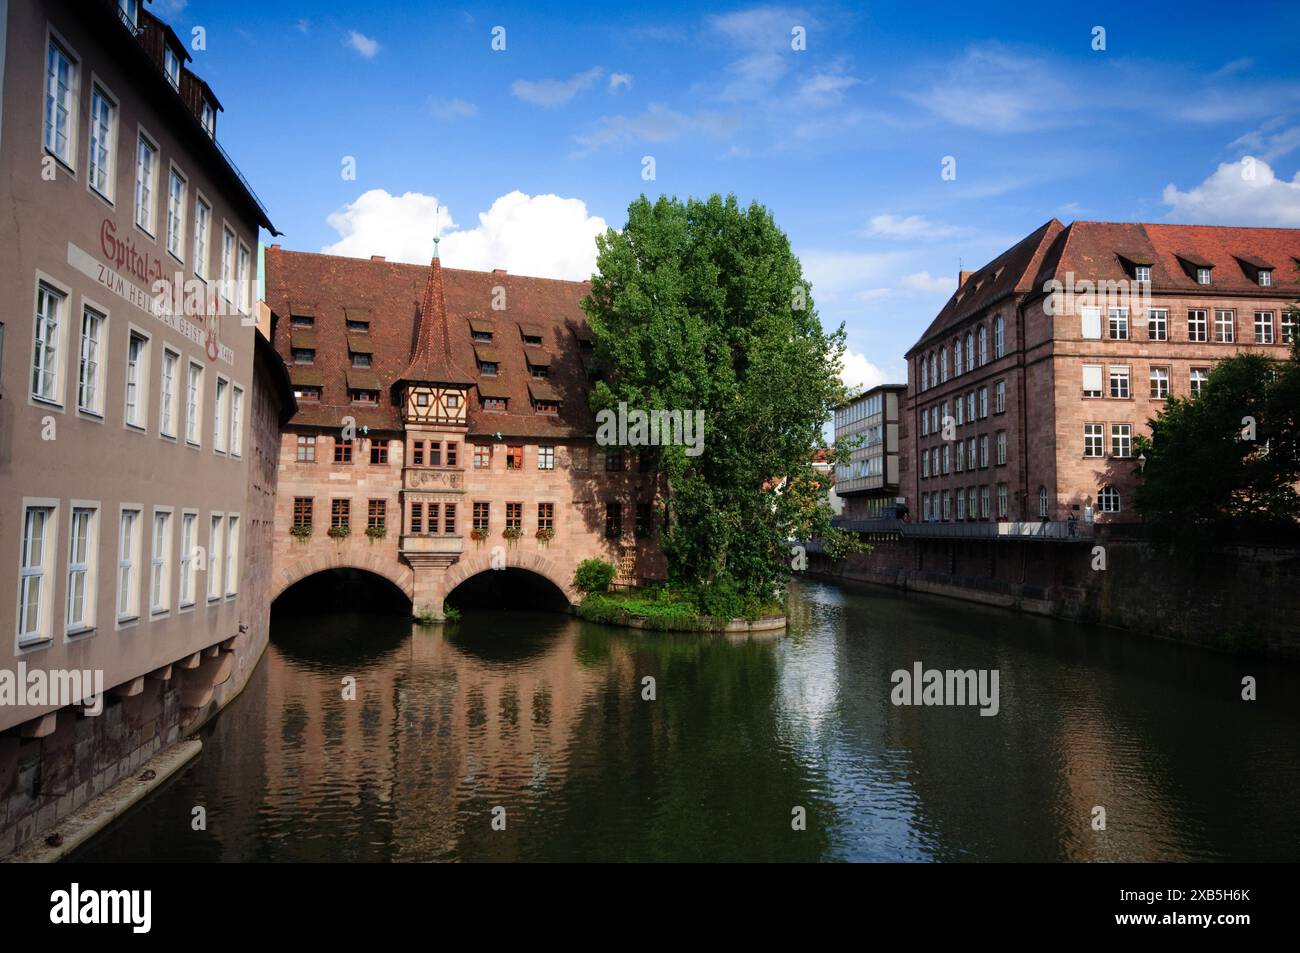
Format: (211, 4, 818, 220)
(583, 194, 853, 603)
(1134, 332, 1300, 547)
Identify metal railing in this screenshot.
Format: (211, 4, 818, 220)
(829, 517, 1095, 541)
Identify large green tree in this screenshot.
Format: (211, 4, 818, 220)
(1134, 330, 1300, 546)
(583, 194, 853, 610)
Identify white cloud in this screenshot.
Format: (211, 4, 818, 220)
(345, 31, 380, 59)
(322, 189, 608, 281)
(1229, 120, 1300, 163)
(798, 71, 860, 108)
(608, 73, 633, 94)
(512, 67, 603, 108)
(797, 250, 907, 305)
(575, 103, 740, 152)
(907, 45, 1071, 132)
(295, 19, 310, 33)
(154, 0, 188, 15)
(429, 97, 477, 120)
(899, 271, 954, 293)
(839, 348, 887, 392)
(865, 214, 960, 241)
(1162, 157, 1300, 227)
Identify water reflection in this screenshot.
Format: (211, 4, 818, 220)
(72, 580, 1300, 862)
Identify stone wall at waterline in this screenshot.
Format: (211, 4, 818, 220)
(810, 531, 1300, 658)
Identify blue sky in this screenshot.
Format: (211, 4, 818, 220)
(162, 0, 1300, 386)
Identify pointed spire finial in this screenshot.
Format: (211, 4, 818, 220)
(433, 204, 441, 259)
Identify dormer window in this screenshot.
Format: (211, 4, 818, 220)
(200, 102, 215, 138)
(117, 0, 139, 30)
(350, 352, 370, 368)
(292, 348, 315, 365)
(164, 49, 181, 90)
(473, 330, 492, 343)
(533, 400, 559, 415)
(1135, 265, 1151, 283)
(531, 365, 549, 380)
(523, 333, 542, 346)
(291, 315, 314, 328)
(1259, 269, 1273, 287)
(519, 323, 544, 346)
(349, 389, 378, 404)
(1197, 267, 1212, 285)
(346, 319, 369, 333)
(483, 397, 507, 412)
(294, 385, 321, 402)
(478, 360, 498, 376)
(470, 318, 494, 343)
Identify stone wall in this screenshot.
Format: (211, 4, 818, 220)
(810, 529, 1300, 658)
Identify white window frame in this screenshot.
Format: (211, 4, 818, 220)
(996, 430, 1007, 466)
(1111, 424, 1132, 459)
(166, 163, 187, 262)
(77, 301, 108, 418)
(1214, 309, 1236, 344)
(116, 504, 143, 625)
(1147, 308, 1168, 342)
(43, 31, 79, 169)
(134, 128, 159, 236)
(220, 224, 236, 305)
(65, 502, 99, 637)
(1109, 366, 1130, 400)
(1108, 307, 1129, 340)
(1150, 366, 1170, 399)
(993, 315, 1005, 358)
(1134, 265, 1151, 283)
(207, 513, 224, 602)
(160, 347, 180, 438)
(1259, 270, 1272, 288)
(31, 276, 69, 408)
(224, 515, 240, 597)
(213, 374, 229, 454)
(1190, 367, 1209, 397)
(237, 240, 253, 314)
(1098, 486, 1121, 513)
(1188, 309, 1208, 342)
(1196, 267, 1212, 286)
(150, 507, 173, 616)
(185, 359, 204, 446)
(123, 326, 151, 431)
(230, 384, 244, 457)
(164, 46, 181, 90)
(1254, 311, 1274, 345)
(193, 193, 212, 280)
(1083, 423, 1103, 458)
(1082, 364, 1104, 398)
(86, 77, 118, 202)
(17, 500, 59, 648)
(178, 510, 198, 609)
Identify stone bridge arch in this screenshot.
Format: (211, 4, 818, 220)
(272, 548, 415, 604)
(429, 548, 579, 618)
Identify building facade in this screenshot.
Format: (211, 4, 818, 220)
(905, 220, 1299, 526)
(0, 0, 280, 855)
(264, 245, 666, 618)
(833, 384, 906, 520)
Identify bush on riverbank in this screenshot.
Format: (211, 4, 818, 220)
(576, 585, 783, 631)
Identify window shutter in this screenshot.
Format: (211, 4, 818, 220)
(1082, 364, 1103, 392)
(1081, 307, 1102, 339)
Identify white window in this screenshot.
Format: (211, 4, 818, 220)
(237, 242, 252, 313)
(977, 325, 988, 365)
(220, 226, 236, 303)
(538, 445, 554, 470)
(1108, 308, 1129, 340)
(1190, 367, 1209, 397)
(1111, 424, 1132, 458)
(117, 0, 139, 29)
(980, 486, 990, 519)
(179, 512, 197, 608)
(1259, 269, 1272, 287)
(134, 134, 158, 233)
(993, 315, 1005, 358)
(1214, 309, 1235, 344)
(1109, 366, 1130, 399)
(1038, 486, 1049, 519)
(942, 492, 951, 521)
(978, 386, 988, 418)
(166, 168, 186, 260)
(213, 377, 229, 453)
(920, 359, 928, 391)
(201, 102, 215, 137)
(966, 392, 975, 422)
(979, 434, 988, 468)
(193, 197, 211, 279)
(44, 39, 76, 165)
(965, 332, 974, 370)
(66, 506, 97, 634)
(997, 484, 1008, 518)
(19, 505, 55, 645)
(930, 406, 938, 432)
(208, 515, 224, 600)
(1254, 312, 1274, 345)
(225, 516, 239, 596)
(160, 349, 179, 436)
(230, 385, 244, 456)
(957, 491, 967, 520)
(994, 379, 1005, 414)
(186, 361, 203, 445)
(124, 332, 149, 428)
(956, 441, 964, 472)
(164, 47, 180, 89)
(1188, 309, 1208, 342)
(1196, 267, 1212, 285)
(955, 398, 964, 427)
(88, 84, 116, 198)
(150, 510, 172, 614)
(1147, 309, 1168, 341)
(1082, 364, 1103, 398)
(928, 352, 937, 386)
(939, 349, 948, 382)
(1135, 265, 1151, 283)
(1283, 312, 1296, 345)
(920, 409, 928, 437)
(1150, 366, 1169, 399)
(921, 450, 930, 478)
(117, 508, 141, 621)
(1084, 423, 1104, 457)
(78, 306, 105, 415)
(953, 339, 964, 376)
(941, 445, 950, 475)
(1098, 485, 1121, 513)
(32, 282, 66, 404)
(1081, 306, 1102, 340)
(996, 431, 1007, 466)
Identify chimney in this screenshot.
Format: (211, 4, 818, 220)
(959, 270, 976, 288)
(269, 243, 281, 252)
(493, 268, 507, 275)
(371, 255, 386, 262)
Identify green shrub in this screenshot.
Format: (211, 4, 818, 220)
(574, 558, 616, 593)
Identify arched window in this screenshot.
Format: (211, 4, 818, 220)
(977, 325, 988, 365)
(953, 340, 963, 376)
(921, 357, 929, 390)
(1038, 486, 1049, 518)
(965, 332, 974, 369)
(1098, 485, 1121, 513)
(940, 349, 949, 382)
(994, 315, 1005, 358)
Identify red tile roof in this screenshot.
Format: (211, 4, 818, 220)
(265, 248, 597, 439)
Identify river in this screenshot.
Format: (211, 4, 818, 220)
(70, 578, 1300, 862)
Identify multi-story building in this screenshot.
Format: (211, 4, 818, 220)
(905, 220, 1298, 526)
(263, 244, 666, 618)
(0, 0, 282, 855)
(832, 384, 907, 520)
